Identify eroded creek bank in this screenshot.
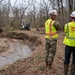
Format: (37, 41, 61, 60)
(0, 32, 42, 69)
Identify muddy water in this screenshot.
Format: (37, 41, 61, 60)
(0, 40, 32, 69)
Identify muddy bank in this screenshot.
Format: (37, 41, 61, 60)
(0, 31, 45, 75)
(0, 31, 65, 75)
(0, 38, 14, 55)
(0, 31, 42, 50)
(0, 38, 9, 54)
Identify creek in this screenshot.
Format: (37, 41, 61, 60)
(0, 39, 32, 69)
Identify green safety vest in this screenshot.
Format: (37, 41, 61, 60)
(45, 19, 58, 39)
(63, 22, 75, 46)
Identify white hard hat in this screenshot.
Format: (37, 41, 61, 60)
(49, 10, 58, 15)
(70, 11, 75, 18)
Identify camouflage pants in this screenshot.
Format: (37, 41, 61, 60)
(45, 38, 57, 65)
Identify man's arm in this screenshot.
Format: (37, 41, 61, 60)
(53, 21, 61, 30)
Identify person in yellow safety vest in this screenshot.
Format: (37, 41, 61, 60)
(45, 10, 60, 69)
(63, 11, 75, 75)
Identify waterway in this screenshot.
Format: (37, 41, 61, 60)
(0, 39, 32, 69)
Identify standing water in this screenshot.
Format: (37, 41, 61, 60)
(0, 39, 32, 69)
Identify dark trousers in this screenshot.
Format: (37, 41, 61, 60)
(64, 45, 75, 65)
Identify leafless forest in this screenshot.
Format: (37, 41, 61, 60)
(0, 0, 75, 31)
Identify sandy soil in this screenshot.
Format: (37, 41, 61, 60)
(0, 29, 68, 75)
(0, 38, 16, 56)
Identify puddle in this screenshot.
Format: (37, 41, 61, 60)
(0, 40, 32, 69)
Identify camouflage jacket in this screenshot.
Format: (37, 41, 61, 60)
(53, 21, 61, 30)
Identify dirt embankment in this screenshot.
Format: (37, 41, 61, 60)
(0, 30, 66, 75)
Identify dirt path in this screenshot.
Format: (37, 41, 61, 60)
(0, 29, 66, 75)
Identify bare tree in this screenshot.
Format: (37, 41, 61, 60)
(68, 0, 73, 14)
(9, 0, 30, 28)
(0, 0, 75, 31)
(40, 0, 51, 19)
(73, 0, 75, 10)
(0, 0, 3, 4)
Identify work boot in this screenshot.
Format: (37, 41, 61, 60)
(48, 62, 52, 70)
(70, 64, 75, 75)
(46, 61, 48, 68)
(64, 65, 69, 75)
(48, 64, 52, 70)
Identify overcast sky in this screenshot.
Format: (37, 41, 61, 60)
(10, 0, 40, 6)
(10, 0, 22, 6)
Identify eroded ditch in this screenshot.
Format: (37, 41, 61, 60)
(0, 38, 32, 69)
(0, 32, 42, 69)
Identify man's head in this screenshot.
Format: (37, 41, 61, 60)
(70, 11, 75, 20)
(49, 10, 58, 20)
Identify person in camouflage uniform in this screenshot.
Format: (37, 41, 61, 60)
(45, 10, 60, 69)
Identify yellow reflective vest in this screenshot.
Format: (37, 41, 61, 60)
(63, 22, 75, 46)
(45, 19, 58, 39)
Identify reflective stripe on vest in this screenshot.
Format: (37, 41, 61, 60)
(46, 32, 57, 36)
(66, 23, 75, 40)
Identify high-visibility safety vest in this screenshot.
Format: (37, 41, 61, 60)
(63, 22, 75, 46)
(45, 19, 58, 39)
